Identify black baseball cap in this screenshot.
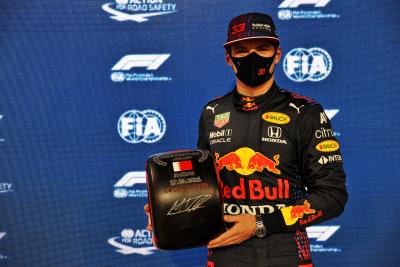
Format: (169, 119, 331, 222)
(224, 12, 279, 48)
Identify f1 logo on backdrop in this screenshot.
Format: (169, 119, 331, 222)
(113, 171, 147, 198)
(283, 48, 332, 82)
(307, 226, 342, 252)
(277, 0, 340, 20)
(118, 110, 166, 144)
(112, 54, 170, 71)
(111, 54, 172, 82)
(279, 0, 330, 8)
(115, 172, 146, 187)
(307, 226, 339, 241)
(102, 0, 177, 23)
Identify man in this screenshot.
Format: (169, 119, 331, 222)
(197, 12, 347, 267)
(146, 12, 347, 267)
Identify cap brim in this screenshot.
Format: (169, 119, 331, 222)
(223, 36, 279, 48)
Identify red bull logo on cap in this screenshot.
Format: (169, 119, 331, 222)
(215, 147, 281, 175)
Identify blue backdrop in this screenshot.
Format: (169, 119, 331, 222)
(1, 0, 399, 266)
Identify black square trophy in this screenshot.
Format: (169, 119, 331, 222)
(146, 150, 224, 250)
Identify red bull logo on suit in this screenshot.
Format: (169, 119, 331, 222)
(220, 178, 289, 201)
(281, 200, 317, 226)
(215, 147, 281, 175)
(215, 147, 289, 201)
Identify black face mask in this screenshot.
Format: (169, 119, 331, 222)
(230, 50, 276, 87)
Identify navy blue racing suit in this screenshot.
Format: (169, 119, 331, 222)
(198, 83, 348, 267)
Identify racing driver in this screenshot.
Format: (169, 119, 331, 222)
(197, 12, 348, 267)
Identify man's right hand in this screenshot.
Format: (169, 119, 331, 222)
(144, 204, 153, 232)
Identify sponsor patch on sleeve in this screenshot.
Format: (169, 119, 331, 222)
(315, 140, 339, 152)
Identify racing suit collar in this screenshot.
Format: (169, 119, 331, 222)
(233, 82, 278, 112)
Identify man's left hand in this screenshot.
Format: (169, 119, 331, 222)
(207, 214, 256, 249)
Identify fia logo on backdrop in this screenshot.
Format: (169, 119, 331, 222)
(102, 0, 177, 23)
(111, 54, 172, 82)
(283, 48, 332, 82)
(277, 0, 340, 20)
(118, 109, 166, 144)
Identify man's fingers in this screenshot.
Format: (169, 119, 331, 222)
(223, 215, 237, 223)
(144, 204, 153, 231)
(208, 234, 242, 248)
(208, 215, 256, 248)
(144, 204, 150, 213)
(208, 231, 230, 246)
(208, 226, 239, 246)
(144, 204, 151, 218)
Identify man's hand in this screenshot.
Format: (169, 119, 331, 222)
(144, 204, 153, 232)
(207, 214, 256, 249)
